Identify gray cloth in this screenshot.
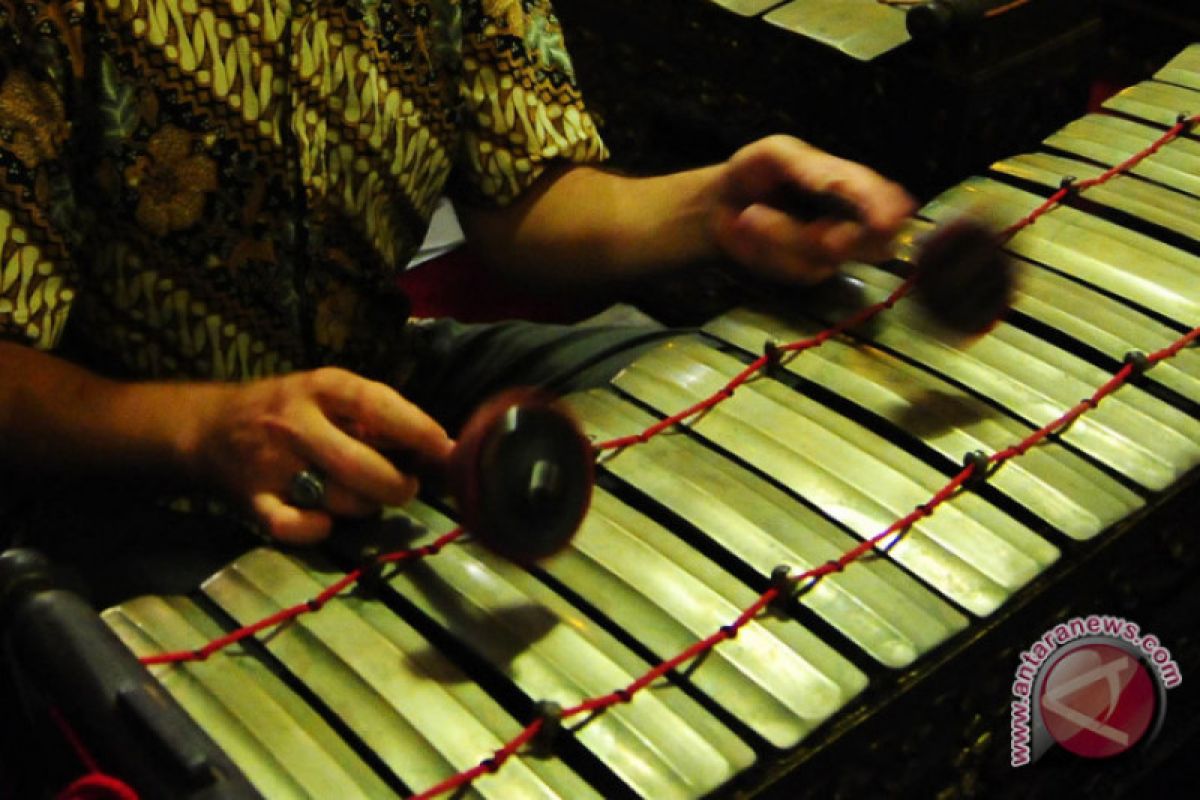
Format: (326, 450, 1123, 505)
(402, 318, 679, 432)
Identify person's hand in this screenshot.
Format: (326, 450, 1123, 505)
(185, 368, 455, 545)
(711, 135, 916, 284)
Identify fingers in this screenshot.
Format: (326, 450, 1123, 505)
(776, 155, 914, 237)
(718, 135, 916, 280)
(253, 459, 406, 544)
(206, 368, 452, 544)
(254, 484, 391, 545)
(322, 479, 396, 518)
(253, 492, 333, 545)
(715, 203, 841, 284)
(739, 136, 914, 232)
(309, 368, 456, 468)
(270, 400, 422, 508)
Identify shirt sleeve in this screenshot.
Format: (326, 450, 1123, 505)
(0, 1, 83, 351)
(451, 0, 608, 207)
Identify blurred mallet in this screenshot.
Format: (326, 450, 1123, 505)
(447, 389, 594, 563)
(908, 215, 1013, 336)
(766, 185, 1014, 336)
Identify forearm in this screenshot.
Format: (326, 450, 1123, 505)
(0, 342, 215, 483)
(458, 164, 727, 286)
(457, 138, 915, 289)
(0, 343, 454, 542)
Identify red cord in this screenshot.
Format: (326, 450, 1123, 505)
(593, 275, 918, 452)
(56, 774, 139, 800)
(48, 708, 139, 800)
(984, 0, 1033, 19)
(139, 527, 465, 666)
(1001, 113, 1200, 240)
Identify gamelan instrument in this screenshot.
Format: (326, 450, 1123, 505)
(23, 44, 1200, 800)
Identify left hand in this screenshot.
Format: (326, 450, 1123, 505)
(710, 135, 916, 284)
(185, 368, 455, 545)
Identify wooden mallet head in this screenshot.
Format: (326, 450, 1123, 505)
(910, 216, 1014, 337)
(765, 184, 1014, 335)
(448, 389, 594, 563)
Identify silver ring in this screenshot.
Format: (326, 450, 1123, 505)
(288, 469, 326, 509)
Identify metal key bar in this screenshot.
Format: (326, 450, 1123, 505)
(613, 339, 1059, 617)
(704, 307, 1145, 540)
(369, 528, 754, 798)
(825, 262, 1200, 490)
(993, 151, 1200, 244)
(1156, 43, 1200, 92)
(104, 595, 393, 800)
(920, 178, 1200, 326)
(895, 217, 1200, 407)
(1044, 114, 1200, 201)
(1103, 80, 1200, 129)
(567, 389, 966, 668)
(536, 488, 868, 749)
(203, 550, 604, 800)
(763, 0, 910, 61)
(1012, 263, 1200, 407)
(398, 502, 758, 772)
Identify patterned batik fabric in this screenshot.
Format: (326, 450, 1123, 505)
(0, 0, 606, 383)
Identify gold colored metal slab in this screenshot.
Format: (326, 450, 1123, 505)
(992, 151, 1200, 243)
(920, 178, 1200, 326)
(373, 524, 755, 798)
(707, 0, 784, 16)
(1104, 80, 1200, 128)
(1013, 261, 1200, 407)
(400, 501, 768, 762)
(394, 504, 754, 780)
(567, 389, 965, 668)
(613, 339, 1060, 617)
(394, 496, 865, 752)
(1043, 114, 1200, 200)
(898, 216, 1200, 407)
(203, 549, 599, 800)
(536, 489, 867, 749)
(763, 0, 911, 61)
(703, 308, 1144, 540)
(821, 262, 1200, 490)
(1156, 43, 1200, 91)
(104, 596, 393, 800)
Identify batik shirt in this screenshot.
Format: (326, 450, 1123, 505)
(0, 0, 606, 383)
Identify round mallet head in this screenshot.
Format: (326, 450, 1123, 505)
(449, 389, 594, 563)
(912, 217, 1014, 337)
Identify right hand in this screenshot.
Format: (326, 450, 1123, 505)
(186, 367, 455, 545)
(710, 135, 915, 284)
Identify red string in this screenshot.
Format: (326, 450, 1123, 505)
(131, 112, 1200, 799)
(408, 719, 545, 800)
(48, 708, 139, 800)
(56, 774, 139, 800)
(1000, 113, 1200, 240)
(592, 275, 918, 452)
(984, 0, 1033, 19)
(138, 528, 464, 666)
